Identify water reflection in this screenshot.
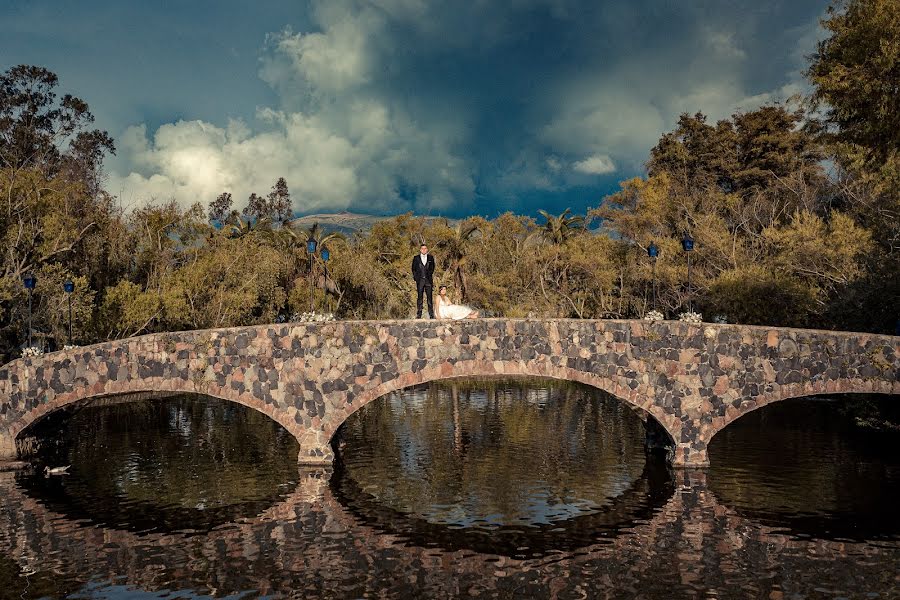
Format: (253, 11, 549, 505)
(332, 378, 675, 557)
(709, 396, 900, 541)
(335, 378, 651, 530)
(331, 457, 674, 557)
(18, 394, 300, 534)
(0, 387, 897, 598)
(2, 469, 899, 599)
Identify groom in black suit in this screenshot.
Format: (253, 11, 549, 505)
(411, 243, 436, 319)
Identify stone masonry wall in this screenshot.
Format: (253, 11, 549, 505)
(0, 319, 897, 467)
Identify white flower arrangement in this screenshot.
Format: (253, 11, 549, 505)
(643, 310, 665, 322)
(678, 311, 703, 324)
(21, 346, 44, 358)
(63, 344, 79, 351)
(290, 311, 336, 323)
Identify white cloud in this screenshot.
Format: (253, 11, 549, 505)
(108, 101, 476, 214)
(109, 0, 475, 215)
(572, 154, 616, 175)
(705, 29, 747, 60)
(107, 0, 826, 214)
(259, 3, 383, 96)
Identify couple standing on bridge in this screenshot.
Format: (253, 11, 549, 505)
(412, 243, 480, 320)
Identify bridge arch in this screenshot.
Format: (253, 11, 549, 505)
(702, 377, 900, 454)
(324, 359, 680, 457)
(7, 378, 307, 457)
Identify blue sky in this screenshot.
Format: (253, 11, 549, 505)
(2, 0, 827, 218)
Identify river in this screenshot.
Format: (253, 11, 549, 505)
(0, 379, 898, 599)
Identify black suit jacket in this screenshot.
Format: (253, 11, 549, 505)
(411, 253, 435, 285)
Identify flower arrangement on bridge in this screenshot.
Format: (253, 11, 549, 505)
(291, 311, 336, 323)
(21, 346, 44, 358)
(678, 311, 703, 324)
(643, 310, 665, 322)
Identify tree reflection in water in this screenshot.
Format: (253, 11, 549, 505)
(17, 393, 300, 533)
(335, 378, 651, 530)
(0, 387, 897, 598)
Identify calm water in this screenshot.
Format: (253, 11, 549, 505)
(0, 382, 898, 599)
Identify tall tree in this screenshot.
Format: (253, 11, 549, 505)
(809, 0, 900, 175)
(240, 178, 292, 225)
(648, 112, 739, 192)
(242, 192, 269, 224)
(436, 219, 480, 302)
(267, 177, 292, 222)
(0, 66, 118, 356)
(808, 0, 900, 332)
(648, 107, 825, 197)
(0, 65, 114, 179)
(208, 192, 233, 226)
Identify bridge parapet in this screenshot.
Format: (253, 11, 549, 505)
(1, 319, 897, 467)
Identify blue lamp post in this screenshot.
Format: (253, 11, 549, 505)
(647, 242, 659, 311)
(320, 247, 330, 312)
(307, 239, 318, 312)
(64, 280, 75, 346)
(681, 233, 695, 312)
(23, 273, 36, 349)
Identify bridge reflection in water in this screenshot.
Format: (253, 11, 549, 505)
(1, 467, 898, 598)
(3, 384, 900, 598)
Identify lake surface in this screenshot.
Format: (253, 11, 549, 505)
(1, 381, 898, 599)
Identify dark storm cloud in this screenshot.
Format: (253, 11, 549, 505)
(0, 0, 827, 217)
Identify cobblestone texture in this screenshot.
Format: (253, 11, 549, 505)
(0, 319, 897, 466)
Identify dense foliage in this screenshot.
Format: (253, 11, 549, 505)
(0, 0, 896, 361)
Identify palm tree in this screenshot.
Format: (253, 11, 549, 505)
(288, 222, 346, 296)
(224, 210, 271, 238)
(537, 208, 585, 245)
(437, 219, 480, 301)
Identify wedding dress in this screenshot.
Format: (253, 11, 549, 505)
(437, 297, 475, 319)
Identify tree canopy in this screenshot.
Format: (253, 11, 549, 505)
(1, 2, 898, 362)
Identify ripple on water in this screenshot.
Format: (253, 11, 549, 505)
(0, 386, 898, 599)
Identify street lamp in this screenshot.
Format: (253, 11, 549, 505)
(320, 246, 330, 313)
(23, 273, 36, 349)
(647, 242, 659, 311)
(681, 233, 694, 312)
(64, 280, 75, 346)
(307, 239, 318, 313)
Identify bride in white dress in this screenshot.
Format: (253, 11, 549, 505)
(435, 286, 479, 320)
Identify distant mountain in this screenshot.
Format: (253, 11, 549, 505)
(286, 211, 457, 235)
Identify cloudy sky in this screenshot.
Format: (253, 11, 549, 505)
(2, 0, 826, 218)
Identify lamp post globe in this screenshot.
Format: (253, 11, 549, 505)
(64, 280, 75, 346)
(23, 274, 36, 350)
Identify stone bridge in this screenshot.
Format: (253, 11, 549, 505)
(0, 319, 897, 467)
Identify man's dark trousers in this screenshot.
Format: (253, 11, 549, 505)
(416, 279, 434, 319)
